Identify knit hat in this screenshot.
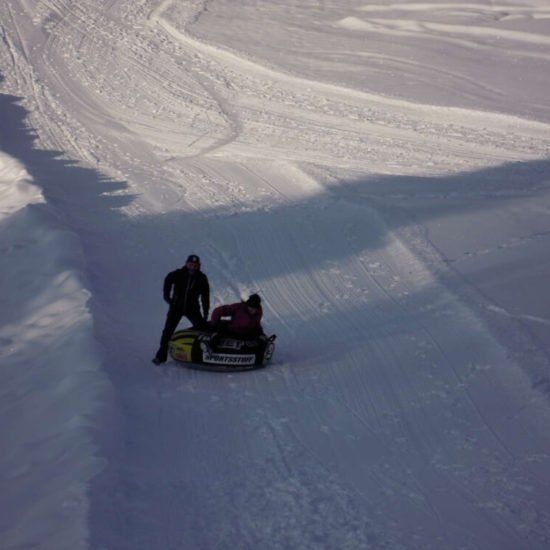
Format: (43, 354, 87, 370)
(186, 254, 200, 264)
(246, 294, 261, 308)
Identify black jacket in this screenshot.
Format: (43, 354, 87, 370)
(163, 267, 210, 318)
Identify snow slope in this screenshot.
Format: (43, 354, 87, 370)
(1, 1, 550, 548)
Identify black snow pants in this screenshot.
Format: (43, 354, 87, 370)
(155, 307, 206, 361)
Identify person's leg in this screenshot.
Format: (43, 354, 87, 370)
(186, 310, 207, 330)
(154, 308, 183, 362)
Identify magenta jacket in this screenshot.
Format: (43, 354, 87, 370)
(210, 302, 263, 336)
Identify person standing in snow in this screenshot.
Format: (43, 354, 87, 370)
(153, 254, 210, 364)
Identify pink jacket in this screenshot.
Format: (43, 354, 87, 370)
(210, 302, 263, 336)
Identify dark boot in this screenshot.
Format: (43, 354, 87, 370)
(152, 348, 167, 365)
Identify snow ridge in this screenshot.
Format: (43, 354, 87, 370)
(0, 149, 107, 549)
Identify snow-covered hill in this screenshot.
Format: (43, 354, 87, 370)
(1, 1, 550, 548)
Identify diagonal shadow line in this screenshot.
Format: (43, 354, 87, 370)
(0, 92, 134, 215)
(0, 78, 137, 548)
(0, 84, 137, 325)
(123, 156, 550, 283)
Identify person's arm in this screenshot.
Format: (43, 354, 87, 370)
(254, 310, 264, 336)
(201, 275, 210, 319)
(163, 271, 175, 304)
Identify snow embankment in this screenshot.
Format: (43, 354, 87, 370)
(0, 151, 108, 549)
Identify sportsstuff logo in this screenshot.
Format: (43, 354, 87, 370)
(202, 352, 256, 366)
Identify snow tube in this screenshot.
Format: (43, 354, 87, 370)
(168, 328, 276, 371)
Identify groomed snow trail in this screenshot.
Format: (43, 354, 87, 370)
(2, 1, 550, 549)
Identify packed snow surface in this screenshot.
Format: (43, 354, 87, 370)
(1, 1, 550, 548)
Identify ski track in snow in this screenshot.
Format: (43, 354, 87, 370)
(2, 1, 550, 549)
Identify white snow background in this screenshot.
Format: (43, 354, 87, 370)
(1, 1, 550, 549)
